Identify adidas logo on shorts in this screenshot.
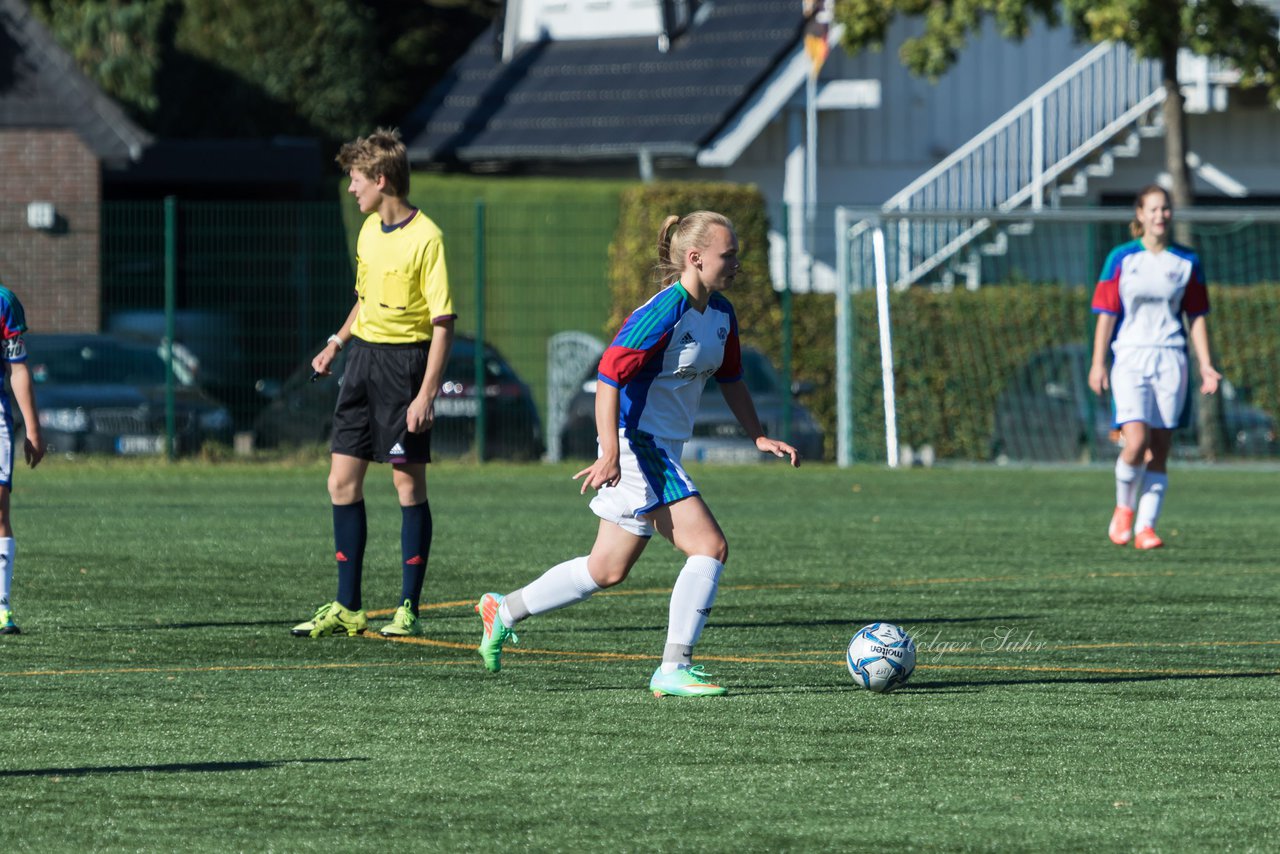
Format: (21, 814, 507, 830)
(389, 442, 406, 456)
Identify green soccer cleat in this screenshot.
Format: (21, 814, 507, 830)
(0, 608, 19, 635)
(291, 601, 367, 638)
(649, 665, 727, 698)
(476, 592, 517, 672)
(379, 599, 421, 637)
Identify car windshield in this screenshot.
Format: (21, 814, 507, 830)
(29, 339, 194, 387)
(446, 352, 516, 382)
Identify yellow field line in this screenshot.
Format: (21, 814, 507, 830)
(780, 639, 1280, 656)
(385, 564, 1280, 618)
(5, 656, 1276, 680)
(5, 570, 1278, 681)
(0, 659, 477, 678)
(6, 633, 1279, 681)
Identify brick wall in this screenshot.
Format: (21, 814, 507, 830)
(0, 130, 101, 333)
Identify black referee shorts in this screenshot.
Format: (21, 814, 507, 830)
(331, 338, 432, 464)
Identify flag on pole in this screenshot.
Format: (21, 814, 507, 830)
(803, 0, 833, 78)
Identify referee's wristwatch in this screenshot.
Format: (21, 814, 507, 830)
(326, 334, 345, 350)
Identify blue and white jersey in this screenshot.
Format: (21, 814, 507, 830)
(0, 285, 30, 410)
(597, 283, 742, 441)
(1092, 240, 1209, 352)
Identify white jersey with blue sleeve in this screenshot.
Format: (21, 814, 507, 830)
(1092, 241, 1209, 429)
(1092, 240, 1210, 352)
(597, 283, 742, 441)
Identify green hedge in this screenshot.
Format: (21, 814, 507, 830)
(358, 177, 1280, 463)
(796, 284, 1280, 462)
(606, 182, 781, 342)
(345, 174, 633, 422)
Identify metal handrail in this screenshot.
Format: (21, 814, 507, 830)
(845, 40, 1164, 288)
(884, 42, 1118, 210)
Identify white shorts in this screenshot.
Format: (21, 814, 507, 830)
(589, 429, 699, 537)
(0, 409, 13, 489)
(1110, 346, 1189, 430)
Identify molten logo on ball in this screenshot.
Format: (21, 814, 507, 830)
(846, 622, 916, 693)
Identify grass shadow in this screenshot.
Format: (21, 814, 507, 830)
(910, 670, 1280, 690)
(0, 757, 367, 779)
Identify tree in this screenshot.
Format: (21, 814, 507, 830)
(30, 0, 495, 146)
(30, 0, 171, 119)
(833, 0, 1280, 215)
(834, 0, 1280, 459)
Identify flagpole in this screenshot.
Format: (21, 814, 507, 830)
(801, 0, 829, 292)
(805, 68, 816, 293)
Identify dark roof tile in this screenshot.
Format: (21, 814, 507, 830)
(404, 0, 802, 164)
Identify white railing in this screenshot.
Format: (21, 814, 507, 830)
(860, 41, 1165, 289)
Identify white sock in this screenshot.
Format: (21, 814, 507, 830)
(1115, 459, 1145, 509)
(506, 556, 600, 627)
(0, 537, 13, 608)
(662, 555, 724, 673)
(1135, 472, 1168, 532)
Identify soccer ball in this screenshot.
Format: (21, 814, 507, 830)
(846, 622, 916, 693)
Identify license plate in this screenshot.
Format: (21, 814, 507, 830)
(435, 397, 478, 417)
(116, 435, 166, 455)
(688, 441, 763, 464)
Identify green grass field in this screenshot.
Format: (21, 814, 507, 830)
(4, 459, 1278, 851)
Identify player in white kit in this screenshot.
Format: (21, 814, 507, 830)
(1089, 185, 1220, 549)
(475, 211, 800, 696)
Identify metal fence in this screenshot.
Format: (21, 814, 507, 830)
(833, 206, 1280, 466)
(33, 197, 620, 461)
(8, 197, 1278, 466)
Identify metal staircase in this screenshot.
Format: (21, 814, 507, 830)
(849, 40, 1166, 290)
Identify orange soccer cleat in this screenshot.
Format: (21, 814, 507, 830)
(1108, 506, 1135, 546)
(1134, 528, 1164, 550)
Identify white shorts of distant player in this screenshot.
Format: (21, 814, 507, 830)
(1110, 346, 1189, 429)
(590, 428, 699, 538)
(0, 408, 14, 489)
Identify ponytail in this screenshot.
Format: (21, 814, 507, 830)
(656, 215, 681, 286)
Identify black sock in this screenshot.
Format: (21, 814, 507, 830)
(333, 501, 367, 610)
(400, 501, 432, 613)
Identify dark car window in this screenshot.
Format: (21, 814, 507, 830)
(446, 353, 512, 382)
(702, 349, 781, 396)
(30, 340, 193, 387)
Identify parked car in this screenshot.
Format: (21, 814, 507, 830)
(252, 335, 545, 460)
(106, 309, 271, 432)
(991, 343, 1278, 462)
(18, 333, 235, 456)
(107, 309, 247, 394)
(559, 346, 825, 462)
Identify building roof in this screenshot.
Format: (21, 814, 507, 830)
(403, 0, 803, 167)
(0, 0, 151, 165)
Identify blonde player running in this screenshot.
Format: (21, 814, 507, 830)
(476, 211, 799, 696)
(1089, 185, 1220, 549)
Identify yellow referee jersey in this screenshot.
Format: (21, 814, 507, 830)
(350, 210, 455, 344)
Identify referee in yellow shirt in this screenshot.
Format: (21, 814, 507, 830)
(292, 128, 456, 640)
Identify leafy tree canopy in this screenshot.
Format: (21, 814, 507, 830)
(31, 0, 495, 145)
(835, 0, 1280, 97)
